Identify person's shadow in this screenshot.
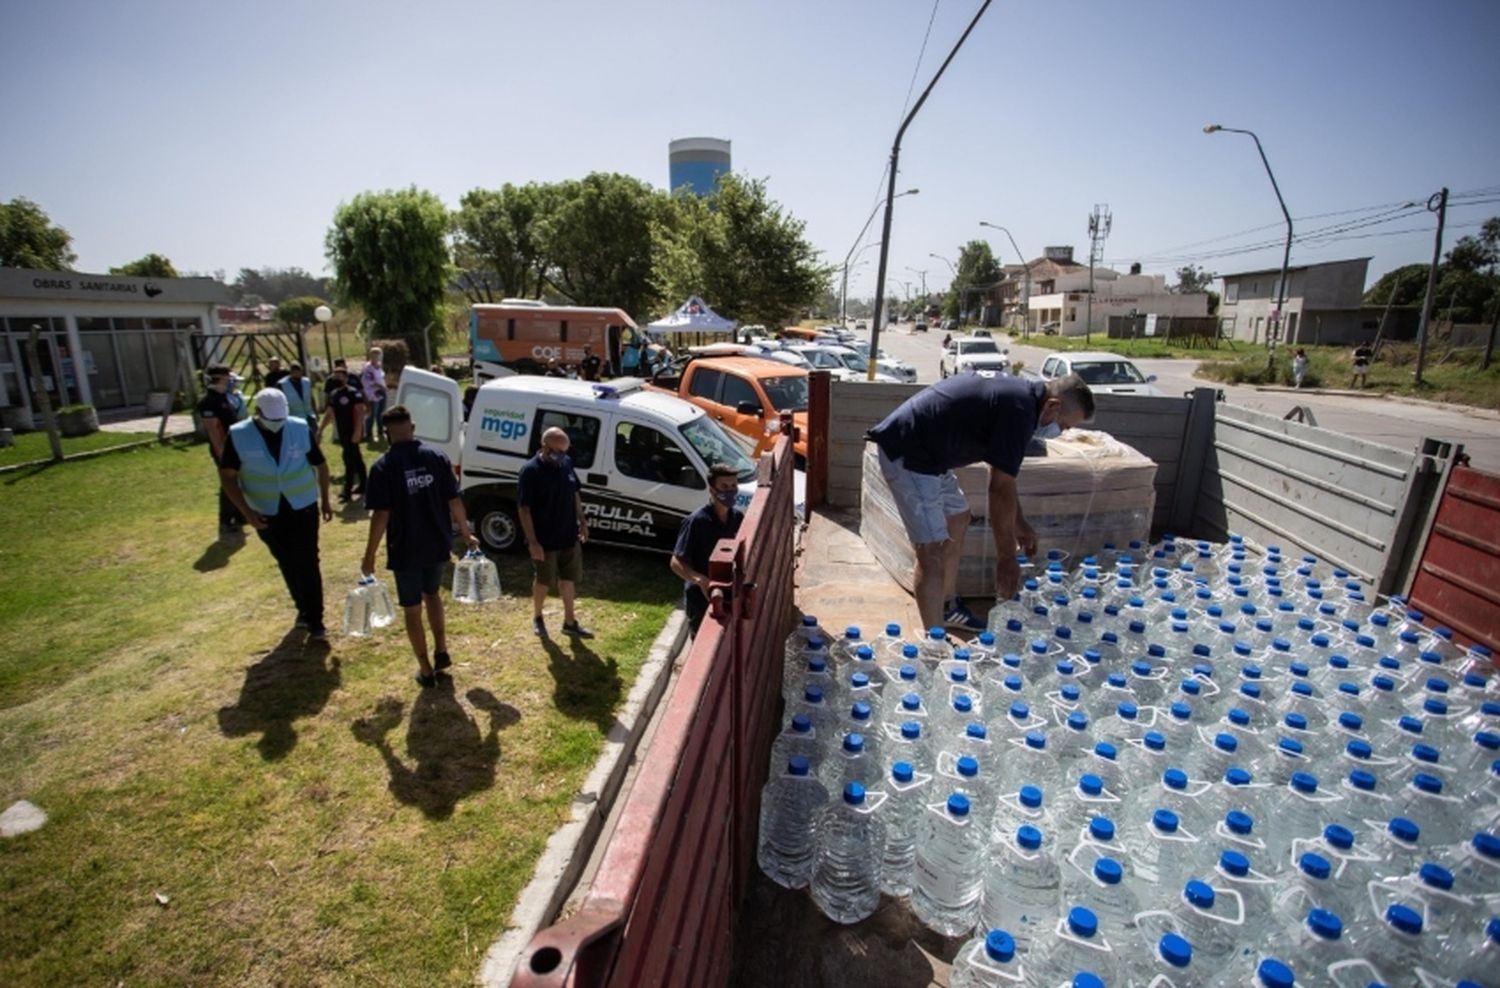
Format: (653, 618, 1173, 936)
(192, 537, 244, 572)
(541, 636, 623, 737)
(217, 632, 340, 760)
(351, 683, 519, 820)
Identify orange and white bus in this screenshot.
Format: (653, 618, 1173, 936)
(469, 300, 646, 383)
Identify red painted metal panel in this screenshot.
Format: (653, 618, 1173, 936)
(1409, 465, 1500, 654)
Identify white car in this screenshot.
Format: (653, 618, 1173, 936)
(785, 344, 902, 383)
(940, 335, 1011, 378)
(842, 340, 917, 383)
(1038, 351, 1165, 396)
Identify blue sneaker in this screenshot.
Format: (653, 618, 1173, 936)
(943, 601, 986, 632)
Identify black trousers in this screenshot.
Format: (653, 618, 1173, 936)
(338, 439, 367, 494)
(256, 503, 324, 628)
(211, 453, 243, 528)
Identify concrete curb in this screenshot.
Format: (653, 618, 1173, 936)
(1249, 385, 1500, 420)
(478, 610, 691, 987)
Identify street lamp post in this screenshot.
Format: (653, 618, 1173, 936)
(841, 190, 918, 324)
(979, 221, 1032, 337)
(906, 267, 929, 313)
(930, 252, 957, 322)
(1204, 124, 1293, 373)
(314, 304, 334, 369)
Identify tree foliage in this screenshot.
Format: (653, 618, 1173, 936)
(453, 183, 553, 302)
(1365, 217, 1500, 324)
(109, 253, 178, 278)
(0, 197, 76, 270)
(1364, 263, 1430, 307)
(542, 174, 665, 317)
(233, 266, 330, 305)
(325, 187, 452, 362)
(1172, 263, 1217, 294)
(943, 240, 1001, 318)
(275, 295, 328, 330)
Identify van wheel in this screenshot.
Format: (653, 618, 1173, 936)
(475, 500, 523, 553)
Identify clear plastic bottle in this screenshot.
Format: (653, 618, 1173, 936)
(979, 822, 1061, 955)
(950, 928, 1027, 987)
(1072, 856, 1141, 952)
(1451, 832, 1500, 900)
(880, 690, 929, 739)
(786, 685, 836, 741)
(1029, 906, 1120, 988)
(451, 552, 478, 604)
(998, 729, 1058, 795)
(1263, 771, 1342, 866)
(993, 783, 1053, 845)
(1160, 879, 1246, 967)
(911, 792, 985, 936)
(769, 713, 822, 778)
(1124, 808, 1199, 895)
(1365, 815, 1425, 881)
(782, 651, 834, 704)
(784, 613, 827, 667)
(1366, 861, 1471, 941)
(1435, 916, 1500, 988)
(882, 718, 934, 776)
(1128, 931, 1205, 987)
(829, 625, 865, 667)
(877, 760, 932, 898)
(1213, 848, 1276, 927)
(1396, 771, 1465, 845)
(782, 636, 828, 697)
(1360, 903, 1428, 984)
(342, 578, 372, 636)
(819, 730, 875, 796)
(809, 781, 885, 923)
(1080, 742, 1125, 799)
(365, 576, 395, 628)
(918, 625, 955, 671)
(1272, 851, 1348, 927)
(871, 622, 906, 664)
(1055, 773, 1122, 842)
(757, 754, 829, 889)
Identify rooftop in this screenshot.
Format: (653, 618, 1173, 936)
(1219, 257, 1372, 280)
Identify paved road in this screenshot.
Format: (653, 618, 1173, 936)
(860, 322, 1500, 468)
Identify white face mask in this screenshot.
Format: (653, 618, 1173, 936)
(260, 417, 286, 433)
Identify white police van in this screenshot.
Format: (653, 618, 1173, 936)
(395, 367, 798, 554)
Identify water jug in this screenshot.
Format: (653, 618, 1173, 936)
(978, 822, 1059, 955)
(758, 755, 829, 889)
(877, 760, 932, 898)
(809, 782, 886, 923)
(911, 792, 985, 935)
(342, 578, 372, 636)
(949, 928, 1027, 987)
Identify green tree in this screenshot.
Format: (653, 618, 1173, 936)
(1433, 267, 1499, 324)
(109, 253, 178, 278)
(453, 183, 553, 301)
(274, 295, 328, 330)
(0, 197, 76, 270)
(943, 240, 1001, 319)
(1172, 263, 1217, 293)
(325, 187, 452, 363)
(1364, 263, 1430, 307)
(655, 175, 829, 327)
(541, 173, 666, 317)
(233, 267, 330, 304)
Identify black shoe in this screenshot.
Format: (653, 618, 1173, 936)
(294, 614, 310, 630)
(532, 616, 546, 637)
(307, 626, 329, 643)
(562, 620, 594, 640)
(415, 672, 436, 688)
(338, 491, 351, 503)
(434, 651, 452, 672)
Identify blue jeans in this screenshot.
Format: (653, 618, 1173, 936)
(364, 394, 386, 441)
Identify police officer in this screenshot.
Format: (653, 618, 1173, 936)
(219, 389, 335, 641)
(197, 364, 245, 542)
(316, 365, 367, 501)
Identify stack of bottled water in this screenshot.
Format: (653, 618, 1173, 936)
(757, 538, 1500, 987)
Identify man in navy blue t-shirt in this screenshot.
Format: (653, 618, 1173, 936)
(362, 405, 478, 688)
(518, 427, 592, 639)
(670, 462, 744, 634)
(866, 371, 1094, 632)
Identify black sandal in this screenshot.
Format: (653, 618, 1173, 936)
(434, 651, 452, 672)
(415, 672, 436, 688)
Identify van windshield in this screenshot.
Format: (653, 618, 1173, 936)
(761, 376, 809, 412)
(680, 416, 758, 482)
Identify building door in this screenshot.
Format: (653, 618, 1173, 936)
(13, 325, 72, 408)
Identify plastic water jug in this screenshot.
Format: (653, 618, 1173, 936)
(757, 755, 829, 889)
(877, 760, 932, 898)
(979, 822, 1060, 954)
(1029, 906, 1120, 988)
(911, 793, 985, 935)
(949, 928, 1027, 987)
(809, 782, 886, 923)
(342, 578, 372, 637)
(452, 549, 500, 603)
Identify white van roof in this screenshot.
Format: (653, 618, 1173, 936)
(476, 375, 703, 427)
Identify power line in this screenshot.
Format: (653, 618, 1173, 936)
(1121, 204, 1425, 266)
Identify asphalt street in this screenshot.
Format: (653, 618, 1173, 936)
(859, 322, 1500, 469)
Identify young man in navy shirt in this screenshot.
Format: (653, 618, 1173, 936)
(866, 371, 1094, 633)
(362, 405, 478, 687)
(518, 427, 591, 638)
(670, 463, 744, 634)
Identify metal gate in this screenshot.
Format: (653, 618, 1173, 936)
(190, 329, 307, 391)
(1407, 463, 1500, 653)
(511, 430, 798, 988)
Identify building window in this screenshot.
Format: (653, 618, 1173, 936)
(1225, 282, 1239, 305)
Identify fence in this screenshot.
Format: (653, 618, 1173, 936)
(511, 430, 798, 988)
(1105, 315, 1224, 346)
(1407, 463, 1500, 652)
(190, 329, 307, 392)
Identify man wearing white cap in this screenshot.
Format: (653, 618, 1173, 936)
(219, 388, 336, 641)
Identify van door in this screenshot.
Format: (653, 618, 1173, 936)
(607, 416, 706, 551)
(396, 367, 462, 463)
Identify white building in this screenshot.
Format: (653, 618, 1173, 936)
(1028, 269, 1208, 337)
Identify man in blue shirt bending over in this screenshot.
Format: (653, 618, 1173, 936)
(866, 372, 1094, 633)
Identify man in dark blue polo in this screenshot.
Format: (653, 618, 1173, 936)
(518, 427, 592, 638)
(670, 462, 744, 634)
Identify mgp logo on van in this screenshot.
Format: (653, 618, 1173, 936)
(479, 407, 529, 442)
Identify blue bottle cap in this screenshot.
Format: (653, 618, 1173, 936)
(1328, 653, 1347, 668)
(1180, 679, 1201, 696)
(1257, 959, 1294, 988)
(804, 686, 824, 704)
(788, 755, 810, 776)
(950, 667, 969, 685)
(791, 713, 812, 733)
(1089, 816, 1115, 841)
(1010, 701, 1030, 720)
(1299, 851, 1331, 879)
(1385, 903, 1423, 935)
(1094, 857, 1123, 885)
(1239, 683, 1262, 700)
(1004, 674, 1024, 692)
(977, 630, 995, 646)
(1192, 662, 1213, 678)
(1170, 701, 1192, 721)
(1152, 808, 1179, 833)
(1016, 823, 1042, 849)
(885, 622, 901, 636)
(1107, 672, 1127, 689)
(801, 614, 819, 627)
(1225, 767, 1252, 786)
(1056, 628, 1073, 642)
(1093, 741, 1117, 761)
(1006, 619, 1022, 633)
(1424, 699, 1449, 716)
(855, 645, 874, 662)
(903, 643, 920, 659)
(1149, 643, 1167, 658)
(1291, 682, 1314, 697)
(901, 720, 921, 740)
(1398, 715, 1423, 735)
(1082, 646, 1101, 662)
(1272, 637, 1291, 652)
(843, 733, 864, 753)
(1185, 879, 1215, 908)
(1308, 908, 1343, 941)
(1426, 676, 1449, 693)
(1229, 708, 1251, 726)
(1132, 660, 1152, 676)
(966, 722, 988, 740)
(1474, 833, 1500, 858)
(901, 692, 921, 711)
(851, 701, 872, 721)
(808, 657, 827, 673)
(1024, 730, 1047, 750)
(953, 694, 973, 713)
(1067, 711, 1089, 732)
(1164, 768, 1188, 790)
(1067, 905, 1099, 938)
(1413, 773, 1442, 794)
(900, 663, 918, 681)
(807, 637, 825, 651)
(1215, 733, 1238, 753)
(1337, 712, 1362, 732)
(1389, 817, 1420, 843)
(1278, 737, 1304, 756)
(1338, 682, 1360, 696)
(1323, 823, 1354, 849)
(1419, 862, 1454, 890)
(1159, 932, 1192, 968)
(1347, 740, 1375, 762)
(1219, 849, 1249, 876)
(929, 626, 946, 640)
(984, 928, 1015, 963)
(1291, 771, 1318, 794)
(1412, 743, 1439, 763)
(957, 755, 979, 777)
(849, 671, 869, 690)
(1349, 769, 1376, 792)
(1019, 784, 1043, 808)
(1226, 809, 1254, 834)
(843, 782, 866, 804)
(946, 792, 970, 816)
(1030, 640, 1048, 655)
(1289, 662, 1309, 677)
(1144, 730, 1166, 751)
(953, 647, 971, 662)
(1192, 643, 1211, 658)
(892, 761, 914, 783)
(1242, 663, 1262, 680)
(1378, 655, 1400, 670)
(1079, 773, 1103, 796)
(1372, 675, 1395, 692)
(1073, 974, 1105, 988)
(1477, 731, 1500, 750)
(1061, 684, 1082, 703)
(1119, 702, 1139, 720)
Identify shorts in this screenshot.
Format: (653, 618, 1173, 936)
(533, 544, 583, 589)
(393, 561, 446, 607)
(876, 446, 970, 545)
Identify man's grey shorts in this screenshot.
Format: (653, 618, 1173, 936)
(876, 447, 970, 545)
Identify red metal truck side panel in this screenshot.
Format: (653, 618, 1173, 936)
(1409, 465, 1500, 654)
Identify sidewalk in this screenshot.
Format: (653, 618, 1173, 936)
(98, 412, 196, 435)
(794, 506, 920, 634)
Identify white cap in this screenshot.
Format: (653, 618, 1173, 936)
(254, 388, 288, 420)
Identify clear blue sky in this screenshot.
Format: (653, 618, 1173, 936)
(3, 0, 1497, 301)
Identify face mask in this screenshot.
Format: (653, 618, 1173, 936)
(713, 489, 738, 507)
(261, 417, 286, 433)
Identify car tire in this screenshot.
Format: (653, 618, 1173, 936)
(473, 498, 524, 553)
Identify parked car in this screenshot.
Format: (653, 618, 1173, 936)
(853, 320, 867, 332)
(913, 320, 928, 333)
(943, 318, 959, 332)
(842, 340, 917, 383)
(783, 344, 902, 383)
(940, 335, 1012, 378)
(1037, 351, 1165, 395)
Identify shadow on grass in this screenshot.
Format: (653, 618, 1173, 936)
(351, 683, 519, 820)
(2, 460, 58, 485)
(216, 631, 341, 760)
(192, 537, 245, 572)
(541, 634, 623, 737)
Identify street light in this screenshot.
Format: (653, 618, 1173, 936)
(1204, 123, 1293, 372)
(905, 267, 928, 310)
(314, 304, 334, 369)
(841, 190, 918, 323)
(930, 253, 957, 323)
(979, 221, 1032, 337)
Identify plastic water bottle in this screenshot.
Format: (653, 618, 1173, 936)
(911, 793, 985, 935)
(1029, 906, 1120, 987)
(365, 576, 395, 627)
(757, 755, 828, 889)
(1366, 862, 1471, 940)
(1071, 856, 1141, 950)
(830, 625, 865, 667)
(819, 731, 875, 795)
(918, 626, 954, 670)
(1451, 832, 1500, 899)
(809, 782, 885, 924)
(979, 823, 1060, 955)
(1213, 848, 1276, 925)
(871, 622, 906, 663)
(1362, 903, 1428, 984)
(783, 651, 833, 704)
(452, 549, 500, 603)
(342, 578, 372, 636)
(1080, 742, 1125, 798)
(1127, 932, 1204, 988)
(1436, 916, 1500, 988)
(1397, 771, 1465, 845)
(1263, 771, 1341, 865)
(1055, 774, 1122, 841)
(783, 636, 828, 696)
(880, 690, 928, 739)
(769, 713, 822, 778)
(998, 730, 1058, 795)
(993, 784, 1052, 845)
(787, 685, 836, 739)
(1366, 815, 1424, 880)
(1124, 808, 1199, 894)
(877, 760, 932, 897)
(473, 551, 501, 602)
(785, 613, 827, 665)
(1272, 851, 1349, 926)
(949, 928, 1027, 987)
(882, 719, 934, 775)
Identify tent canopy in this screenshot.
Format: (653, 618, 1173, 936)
(646, 295, 736, 336)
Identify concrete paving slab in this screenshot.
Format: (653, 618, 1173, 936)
(795, 507, 921, 636)
(0, 799, 47, 837)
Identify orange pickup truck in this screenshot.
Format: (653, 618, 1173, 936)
(647, 355, 809, 463)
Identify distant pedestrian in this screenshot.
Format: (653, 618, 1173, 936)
(362, 405, 479, 687)
(1292, 348, 1308, 389)
(317, 364, 367, 501)
(197, 364, 246, 543)
(544, 358, 569, 378)
(219, 388, 335, 641)
(462, 385, 478, 422)
(279, 361, 316, 425)
(1350, 343, 1373, 388)
(263, 356, 289, 389)
(578, 344, 603, 382)
(361, 347, 388, 443)
(518, 427, 592, 639)
(670, 463, 744, 634)
(322, 357, 348, 406)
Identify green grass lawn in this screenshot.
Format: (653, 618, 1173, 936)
(0, 441, 680, 986)
(1196, 342, 1500, 410)
(0, 429, 161, 467)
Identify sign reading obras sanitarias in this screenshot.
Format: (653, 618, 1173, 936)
(0, 267, 231, 305)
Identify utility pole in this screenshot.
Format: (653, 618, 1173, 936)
(1085, 204, 1112, 344)
(1413, 187, 1448, 387)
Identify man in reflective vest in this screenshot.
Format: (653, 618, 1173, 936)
(279, 361, 316, 426)
(219, 388, 336, 642)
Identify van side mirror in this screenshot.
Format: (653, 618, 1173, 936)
(736, 400, 763, 417)
(1146, 374, 1158, 383)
